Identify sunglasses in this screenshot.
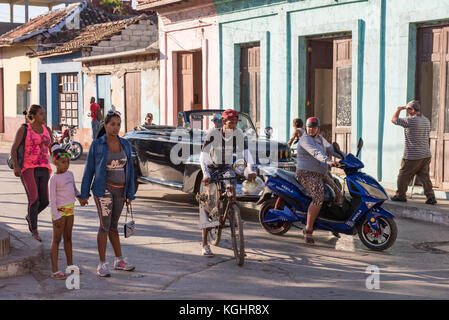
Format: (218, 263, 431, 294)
(107, 110, 121, 117)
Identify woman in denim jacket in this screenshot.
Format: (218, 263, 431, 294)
(79, 110, 136, 277)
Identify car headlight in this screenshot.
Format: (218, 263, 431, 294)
(358, 181, 388, 200)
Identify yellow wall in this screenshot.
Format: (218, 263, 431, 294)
(2, 42, 39, 118)
(1, 41, 40, 141)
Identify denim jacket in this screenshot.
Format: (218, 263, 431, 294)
(80, 135, 135, 200)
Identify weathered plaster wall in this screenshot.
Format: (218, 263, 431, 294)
(381, 0, 449, 188)
(215, 0, 449, 185)
(81, 57, 159, 143)
(158, 0, 219, 125)
(38, 53, 83, 129)
(141, 67, 160, 124)
(1, 43, 39, 141)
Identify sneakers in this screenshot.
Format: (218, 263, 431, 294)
(425, 197, 437, 205)
(97, 262, 111, 277)
(114, 257, 136, 271)
(391, 196, 407, 202)
(202, 245, 214, 257)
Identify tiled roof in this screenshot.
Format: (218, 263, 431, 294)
(0, 1, 126, 47)
(0, 23, 23, 37)
(136, 0, 186, 10)
(30, 15, 152, 58)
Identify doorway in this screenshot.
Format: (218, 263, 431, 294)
(306, 35, 352, 153)
(176, 50, 203, 115)
(416, 25, 449, 189)
(240, 43, 261, 132)
(124, 71, 141, 131)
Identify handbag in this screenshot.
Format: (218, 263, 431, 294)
(124, 203, 135, 238)
(12, 123, 27, 170)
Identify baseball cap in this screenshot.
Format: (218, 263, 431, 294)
(406, 100, 421, 112)
(306, 117, 320, 127)
(222, 109, 239, 121)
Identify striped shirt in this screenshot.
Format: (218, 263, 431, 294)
(395, 114, 432, 160)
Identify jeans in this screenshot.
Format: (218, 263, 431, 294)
(92, 120, 100, 140)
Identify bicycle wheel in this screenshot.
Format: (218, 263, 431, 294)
(229, 204, 245, 266)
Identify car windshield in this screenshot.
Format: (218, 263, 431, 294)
(186, 112, 257, 137)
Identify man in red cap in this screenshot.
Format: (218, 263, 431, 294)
(198, 109, 256, 257)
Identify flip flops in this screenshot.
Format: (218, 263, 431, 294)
(303, 228, 315, 245)
(51, 271, 67, 280)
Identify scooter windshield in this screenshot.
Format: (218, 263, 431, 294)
(340, 153, 364, 170)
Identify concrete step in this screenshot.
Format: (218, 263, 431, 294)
(0, 227, 10, 258)
(0, 224, 44, 278)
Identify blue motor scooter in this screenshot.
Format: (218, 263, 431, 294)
(258, 138, 397, 251)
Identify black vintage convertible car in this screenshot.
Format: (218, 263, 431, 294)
(123, 110, 296, 201)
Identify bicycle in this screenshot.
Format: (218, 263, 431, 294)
(198, 170, 245, 266)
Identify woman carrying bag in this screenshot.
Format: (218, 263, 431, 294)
(11, 105, 53, 242)
(79, 109, 136, 277)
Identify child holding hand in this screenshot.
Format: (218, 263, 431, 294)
(49, 144, 81, 279)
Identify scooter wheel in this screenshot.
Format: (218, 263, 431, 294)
(357, 216, 397, 251)
(69, 142, 83, 161)
(259, 198, 292, 236)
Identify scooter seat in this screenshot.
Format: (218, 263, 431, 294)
(274, 169, 335, 202)
(273, 169, 310, 197)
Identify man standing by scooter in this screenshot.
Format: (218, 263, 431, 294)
(391, 100, 437, 205)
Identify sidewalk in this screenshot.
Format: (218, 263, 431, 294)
(382, 188, 449, 226)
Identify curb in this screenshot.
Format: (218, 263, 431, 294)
(0, 224, 45, 279)
(383, 201, 449, 227)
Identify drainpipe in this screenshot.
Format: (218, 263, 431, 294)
(25, 0, 29, 22)
(9, 1, 13, 23)
(377, 0, 386, 182)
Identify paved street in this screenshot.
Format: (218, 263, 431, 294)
(0, 145, 449, 300)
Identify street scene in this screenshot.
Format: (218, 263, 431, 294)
(0, 0, 449, 303)
(1, 147, 449, 300)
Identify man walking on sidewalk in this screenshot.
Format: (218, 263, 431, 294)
(391, 100, 437, 205)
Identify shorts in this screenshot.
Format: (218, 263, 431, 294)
(295, 170, 342, 206)
(52, 202, 74, 221)
(296, 170, 325, 206)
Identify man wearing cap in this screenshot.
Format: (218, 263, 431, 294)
(198, 109, 256, 257)
(296, 117, 344, 245)
(391, 100, 436, 205)
(144, 113, 154, 126)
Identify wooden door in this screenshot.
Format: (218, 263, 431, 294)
(177, 52, 194, 113)
(417, 26, 449, 189)
(333, 38, 352, 154)
(125, 72, 141, 131)
(240, 44, 261, 131)
(0, 68, 3, 133)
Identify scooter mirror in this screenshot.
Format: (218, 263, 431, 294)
(356, 138, 364, 158)
(332, 142, 344, 159)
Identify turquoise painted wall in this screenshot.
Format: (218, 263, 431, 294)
(214, 0, 449, 186)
